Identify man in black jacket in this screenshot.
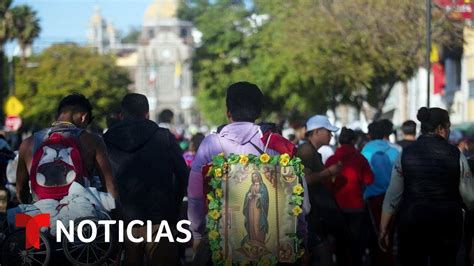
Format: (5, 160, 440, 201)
(104, 93, 189, 266)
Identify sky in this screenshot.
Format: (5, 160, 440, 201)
(6, 0, 154, 55)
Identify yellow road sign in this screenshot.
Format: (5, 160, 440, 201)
(4, 96, 24, 116)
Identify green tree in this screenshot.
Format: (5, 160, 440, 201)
(177, 0, 210, 22)
(179, 0, 253, 124)
(10, 5, 41, 64)
(15, 44, 131, 129)
(242, 0, 329, 119)
(181, 0, 462, 124)
(0, 0, 41, 123)
(0, 0, 14, 115)
(120, 26, 141, 44)
(282, 0, 461, 120)
(179, 0, 337, 124)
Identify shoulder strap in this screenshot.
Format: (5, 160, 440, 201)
(249, 141, 264, 155)
(249, 126, 271, 155)
(264, 133, 273, 154)
(382, 141, 393, 154)
(32, 129, 49, 155)
(374, 145, 390, 156)
(216, 134, 226, 155)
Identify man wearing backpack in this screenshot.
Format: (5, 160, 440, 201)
(362, 120, 400, 201)
(361, 120, 400, 266)
(188, 82, 309, 265)
(16, 93, 118, 204)
(104, 93, 189, 266)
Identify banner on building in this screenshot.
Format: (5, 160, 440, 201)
(435, 0, 474, 20)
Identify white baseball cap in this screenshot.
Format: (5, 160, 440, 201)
(306, 115, 339, 132)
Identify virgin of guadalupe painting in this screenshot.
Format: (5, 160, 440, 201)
(242, 171, 269, 245)
(209, 154, 303, 264)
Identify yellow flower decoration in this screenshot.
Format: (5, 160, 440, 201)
(293, 184, 304, 195)
(212, 251, 223, 261)
(215, 168, 222, 177)
(239, 155, 249, 165)
(281, 153, 290, 160)
(298, 249, 305, 257)
(260, 153, 270, 163)
(292, 206, 303, 216)
(209, 230, 220, 240)
(280, 157, 290, 166)
(218, 152, 225, 157)
(216, 188, 223, 198)
(207, 193, 214, 201)
(206, 166, 213, 177)
(261, 258, 271, 266)
(209, 210, 221, 220)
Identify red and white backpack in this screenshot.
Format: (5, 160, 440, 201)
(30, 125, 86, 200)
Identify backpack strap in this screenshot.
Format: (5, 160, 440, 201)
(32, 129, 49, 155)
(248, 133, 272, 155)
(216, 134, 226, 155)
(263, 133, 273, 154)
(249, 141, 264, 155)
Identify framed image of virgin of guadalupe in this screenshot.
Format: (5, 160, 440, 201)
(205, 153, 305, 265)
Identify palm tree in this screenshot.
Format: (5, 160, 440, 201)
(0, 0, 14, 112)
(0, 0, 13, 49)
(0, 1, 40, 123)
(11, 5, 41, 63)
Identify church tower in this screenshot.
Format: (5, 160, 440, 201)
(135, 0, 195, 126)
(87, 7, 119, 54)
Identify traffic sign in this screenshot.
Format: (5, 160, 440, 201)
(3, 96, 24, 116)
(5, 116, 22, 131)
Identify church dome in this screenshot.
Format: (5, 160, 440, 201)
(90, 6, 105, 26)
(144, 0, 178, 24)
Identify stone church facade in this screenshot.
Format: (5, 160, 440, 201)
(136, 0, 194, 125)
(88, 0, 196, 126)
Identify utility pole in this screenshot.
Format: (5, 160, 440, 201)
(426, 0, 432, 108)
(8, 55, 15, 96)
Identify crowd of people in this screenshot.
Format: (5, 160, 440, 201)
(0, 81, 474, 266)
